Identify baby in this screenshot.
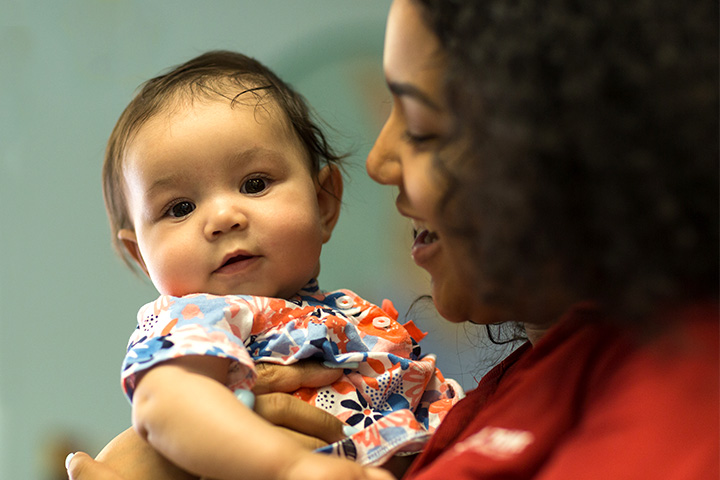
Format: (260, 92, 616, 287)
(103, 50, 461, 480)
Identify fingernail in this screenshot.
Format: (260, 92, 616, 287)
(343, 424, 361, 436)
(65, 452, 76, 469)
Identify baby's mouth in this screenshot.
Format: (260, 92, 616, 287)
(223, 254, 251, 266)
(215, 253, 255, 272)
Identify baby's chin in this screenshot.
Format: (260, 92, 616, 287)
(157, 275, 314, 299)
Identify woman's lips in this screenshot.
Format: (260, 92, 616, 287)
(411, 228, 440, 266)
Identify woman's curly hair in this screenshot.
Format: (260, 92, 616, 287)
(416, 0, 718, 325)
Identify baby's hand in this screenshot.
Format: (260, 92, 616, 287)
(282, 452, 394, 480)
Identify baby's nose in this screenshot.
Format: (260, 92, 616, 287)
(204, 199, 248, 238)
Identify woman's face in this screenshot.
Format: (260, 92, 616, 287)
(367, 0, 490, 324)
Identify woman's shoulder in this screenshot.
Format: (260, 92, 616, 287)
(539, 302, 719, 478)
(593, 301, 718, 414)
(536, 301, 719, 477)
(405, 302, 719, 479)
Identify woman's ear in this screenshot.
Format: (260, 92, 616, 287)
(316, 165, 343, 244)
(117, 229, 149, 276)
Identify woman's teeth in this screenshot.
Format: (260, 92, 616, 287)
(424, 231, 439, 244)
(414, 229, 439, 245)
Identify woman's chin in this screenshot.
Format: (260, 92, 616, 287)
(431, 279, 511, 325)
(430, 280, 475, 324)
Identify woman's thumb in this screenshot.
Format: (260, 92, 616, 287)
(66, 451, 124, 480)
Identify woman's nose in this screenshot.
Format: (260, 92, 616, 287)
(366, 117, 402, 186)
(204, 197, 248, 239)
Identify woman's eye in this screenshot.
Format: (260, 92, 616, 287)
(241, 177, 268, 195)
(403, 131, 437, 147)
(167, 201, 195, 218)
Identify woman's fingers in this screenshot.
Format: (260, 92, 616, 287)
(366, 467, 398, 480)
(272, 426, 333, 450)
(95, 427, 198, 480)
(66, 452, 126, 480)
(252, 362, 343, 395)
(253, 364, 350, 448)
(254, 392, 347, 445)
(381, 454, 418, 479)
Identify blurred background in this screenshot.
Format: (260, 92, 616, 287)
(0, 1, 495, 478)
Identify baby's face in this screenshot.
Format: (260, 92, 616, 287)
(119, 97, 332, 298)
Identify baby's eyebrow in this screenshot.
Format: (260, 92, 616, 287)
(227, 147, 291, 172)
(145, 175, 186, 197)
(142, 147, 291, 197)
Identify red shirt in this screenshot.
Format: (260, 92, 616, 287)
(404, 303, 719, 479)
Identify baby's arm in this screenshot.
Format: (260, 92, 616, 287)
(132, 355, 294, 479)
(132, 356, 391, 480)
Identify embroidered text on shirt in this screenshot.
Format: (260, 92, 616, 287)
(452, 426, 535, 460)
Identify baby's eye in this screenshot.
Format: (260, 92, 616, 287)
(241, 177, 268, 195)
(167, 201, 196, 218)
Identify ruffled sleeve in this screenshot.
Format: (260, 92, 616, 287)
(121, 294, 257, 401)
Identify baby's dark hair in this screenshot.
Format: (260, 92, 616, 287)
(417, 0, 718, 325)
(103, 50, 344, 268)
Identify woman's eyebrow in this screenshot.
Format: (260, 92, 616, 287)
(387, 81, 442, 111)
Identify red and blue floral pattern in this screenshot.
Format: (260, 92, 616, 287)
(122, 280, 463, 465)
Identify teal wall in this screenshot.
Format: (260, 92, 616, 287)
(0, 1, 488, 478)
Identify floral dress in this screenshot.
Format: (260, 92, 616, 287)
(122, 280, 463, 465)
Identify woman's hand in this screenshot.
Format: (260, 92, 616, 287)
(66, 427, 198, 480)
(66, 452, 125, 480)
(252, 363, 418, 478)
(253, 362, 347, 449)
(69, 362, 347, 479)
(252, 360, 344, 395)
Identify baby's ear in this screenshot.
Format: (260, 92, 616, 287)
(316, 165, 343, 243)
(117, 229, 149, 276)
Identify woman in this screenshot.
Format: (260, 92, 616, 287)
(68, 0, 719, 478)
(370, 1, 718, 478)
